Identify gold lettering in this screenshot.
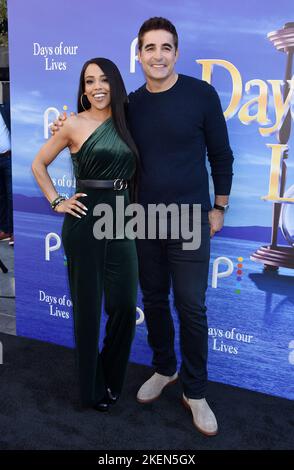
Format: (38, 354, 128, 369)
(259, 79, 294, 137)
(262, 144, 294, 202)
(196, 61, 294, 133)
(238, 80, 269, 125)
(196, 59, 242, 119)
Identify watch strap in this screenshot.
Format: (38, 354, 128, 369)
(214, 203, 228, 212)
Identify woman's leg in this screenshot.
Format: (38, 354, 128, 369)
(62, 215, 107, 407)
(101, 237, 138, 395)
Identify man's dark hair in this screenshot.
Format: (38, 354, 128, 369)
(138, 17, 178, 51)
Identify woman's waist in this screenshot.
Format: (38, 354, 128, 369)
(77, 177, 130, 192)
(74, 183, 131, 205)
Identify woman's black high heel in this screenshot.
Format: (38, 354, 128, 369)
(107, 387, 120, 404)
(93, 395, 110, 412)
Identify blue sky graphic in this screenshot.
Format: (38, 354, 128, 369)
(7, 0, 294, 401)
(7, 0, 294, 227)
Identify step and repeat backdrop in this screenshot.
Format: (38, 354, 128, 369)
(7, 0, 294, 399)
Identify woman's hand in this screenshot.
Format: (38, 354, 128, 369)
(55, 193, 88, 218)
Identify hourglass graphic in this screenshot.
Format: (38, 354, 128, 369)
(251, 22, 294, 270)
(281, 184, 294, 246)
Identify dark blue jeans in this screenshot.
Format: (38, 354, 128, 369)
(136, 211, 210, 399)
(0, 155, 13, 233)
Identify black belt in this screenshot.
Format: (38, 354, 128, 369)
(78, 179, 129, 191)
(0, 150, 11, 158)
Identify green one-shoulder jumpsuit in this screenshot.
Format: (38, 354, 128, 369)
(62, 117, 138, 407)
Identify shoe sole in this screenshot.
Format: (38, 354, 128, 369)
(93, 406, 109, 412)
(0, 238, 10, 242)
(137, 377, 178, 404)
(182, 397, 218, 437)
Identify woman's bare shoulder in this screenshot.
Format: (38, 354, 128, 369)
(58, 113, 87, 138)
(65, 113, 86, 129)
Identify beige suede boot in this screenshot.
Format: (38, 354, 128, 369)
(136, 372, 178, 403)
(182, 393, 218, 436)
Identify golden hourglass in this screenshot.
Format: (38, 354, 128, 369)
(251, 22, 294, 270)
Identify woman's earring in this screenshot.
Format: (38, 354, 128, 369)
(80, 94, 88, 111)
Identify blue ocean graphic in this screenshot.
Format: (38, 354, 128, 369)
(14, 210, 294, 400)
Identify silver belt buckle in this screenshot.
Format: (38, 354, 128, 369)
(113, 179, 128, 190)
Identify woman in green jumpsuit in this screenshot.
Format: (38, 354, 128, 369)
(32, 58, 139, 411)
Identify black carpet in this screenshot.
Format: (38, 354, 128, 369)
(0, 332, 293, 451)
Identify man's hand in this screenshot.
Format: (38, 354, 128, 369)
(50, 111, 75, 135)
(208, 208, 225, 237)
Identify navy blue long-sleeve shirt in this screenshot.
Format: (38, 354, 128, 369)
(128, 74, 234, 210)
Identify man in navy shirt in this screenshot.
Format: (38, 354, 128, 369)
(52, 17, 233, 436)
(129, 17, 233, 437)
